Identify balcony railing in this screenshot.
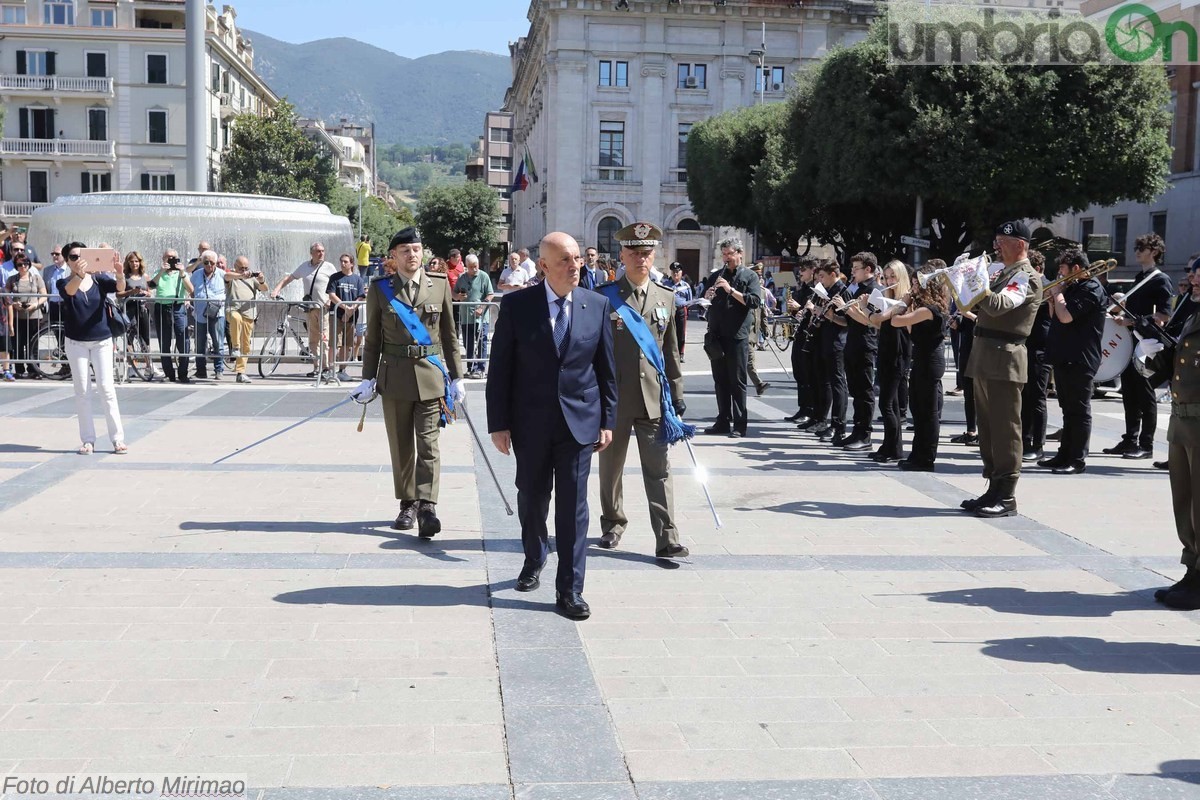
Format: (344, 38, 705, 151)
(1, 138, 116, 159)
(595, 166, 631, 182)
(0, 201, 49, 219)
(0, 75, 114, 95)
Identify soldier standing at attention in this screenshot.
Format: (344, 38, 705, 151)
(596, 223, 690, 560)
(960, 221, 1043, 518)
(354, 227, 465, 537)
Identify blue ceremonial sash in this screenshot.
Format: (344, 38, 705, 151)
(598, 284, 695, 445)
(377, 278, 455, 426)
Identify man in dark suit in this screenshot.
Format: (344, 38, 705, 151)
(486, 232, 618, 620)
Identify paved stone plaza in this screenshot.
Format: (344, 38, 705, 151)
(0, 352, 1198, 799)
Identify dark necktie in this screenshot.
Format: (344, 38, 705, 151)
(553, 297, 568, 356)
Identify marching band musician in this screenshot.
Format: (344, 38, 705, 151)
(883, 260, 949, 471)
(1137, 289, 1200, 610)
(960, 221, 1043, 518)
(1102, 232, 1174, 461)
(844, 260, 911, 463)
(832, 253, 880, 452)
(702, 238, 761, 439)
(785, 257, 818, 426)
(808, 259, 850, 445)
(1020, 252, 1053, 463)
(1037, 249, 1107, 475)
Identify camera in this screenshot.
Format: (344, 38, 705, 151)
(167, 256, 181, 268)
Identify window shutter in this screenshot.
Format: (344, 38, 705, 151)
(16, 51, 26, 75)
(141, 173, 150, 190)
(46, 52, 56, 76)
(19, 108, 28, 139)
(48, 109, 55, 137)
(165, 175, 176, 191)
(101, 173, 111, 191)
(82, 172, 90, 193)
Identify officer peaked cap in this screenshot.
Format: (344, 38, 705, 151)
(389, 227, 422, 250)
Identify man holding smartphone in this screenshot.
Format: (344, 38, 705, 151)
(224, 256, 267, 383)
(150, 249, 194, 383)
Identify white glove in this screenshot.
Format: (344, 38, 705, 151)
(451, 378, 467, 405)
(350, 378, 377, 404)
(1135, 339, 1165, 360)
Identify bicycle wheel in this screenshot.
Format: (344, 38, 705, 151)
(126, 335, 154, 382)
(31, 322, 70, 380)
(222, 326, 237, 372)
(771, 322, 791, 351)
(258, 332, 286, 378)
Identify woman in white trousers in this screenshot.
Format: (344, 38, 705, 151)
(56, 242, 127, 455)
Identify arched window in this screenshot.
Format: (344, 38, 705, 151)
(677, 218, 701, 231)
(597, 216, 622, 256)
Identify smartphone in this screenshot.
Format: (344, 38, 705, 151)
(79, 247, 118, 273)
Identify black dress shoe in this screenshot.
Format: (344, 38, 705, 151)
(1101, 439, 1135, 455)
(755, 382, 770, 395)
(1163, 585, 1200, 611)
(1155, 571, 1198, 602)
(817, 427, 834, 442)
(797, 418, 823, 431)
(416, 501, 441, 538)
(871, 453, 900, 463)
(392, 501, 417, 531)
(1021, 449, 1043, 462)
(598, 531, 621, 549)
(1037, 456, 1067, 469)
(1046, 429, 1063, 442)
(516, 564, 543, 592)
(556, 591, 591, 620)
(178, 376, 192, 384)
(728, 430, 744, 439)
(961, 496, 987, 511)
(704, 425, 731, 435)
(1052, 463, 1086, 475)
(1123, 447, 1153, 460)
(949, 432, 978, 445)
(785, 411, 806, 422)
(897, 459, 935, 472)
(843, 439, 872, 452)
(655, 544, 690, 559)
(1153, 460, 1169, 470)
(974, 497, 1017, 518)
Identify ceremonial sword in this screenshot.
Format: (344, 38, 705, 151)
(212, 395, 357, 464)
(457, 398, 514, 516)
(684, 439, 722, 529)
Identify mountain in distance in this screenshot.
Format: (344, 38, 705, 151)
(243, 29, 512, 146)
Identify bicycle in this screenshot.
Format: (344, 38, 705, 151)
(31, 319, 70, 380)
(767, 314, 797, 352)
(258, 302, 315, 378)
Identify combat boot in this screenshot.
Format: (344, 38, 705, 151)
(392, 501, 417, 531)
(417, 501, 441, 539)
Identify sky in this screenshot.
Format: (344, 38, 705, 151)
(234, 0, 533, 59)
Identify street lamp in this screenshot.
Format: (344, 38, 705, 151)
(748, 47, 765, 107)
(352, 178, 363, 241)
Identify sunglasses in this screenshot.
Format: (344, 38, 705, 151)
(67, 253, 81, 261)
(51, 252, 62, 257)
(203, 260, 216, 265)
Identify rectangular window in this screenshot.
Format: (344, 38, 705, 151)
(85, 51, 107, 77)
(489, 127, 512, 143)
(87, 108, 107, 141)
(2, 5, 26, 23)
(1080, 218, 1094, 246)
(599, 59, 628, 87)
(210, 117, 218, 150)
(211, 63, 221, 93)
(677, 123, 692, 179)
(222, 123, 230, 149)
(1112, 215, 1128, 264)
(29, 170, 49, 204)
(147, 109, 167, 144)
(146, 53, 167, 84)
(488, 156, 512, 172)
(18, 107, 55, 139)
(18, 51, 54, 76)
(90, 8, 114, 26)
(1151, 211, 1167, 241)
(140, 173, 175, 191)
(677, 64, 707, 89)
(81, 171, 111, 193)
(756, 66, 785, 92)
(43, 0, 73, 25)
(599, 120, 625, 181)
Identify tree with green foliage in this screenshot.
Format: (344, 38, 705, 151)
(326, 185, 415, 251)
(414, 180, 499, 258)
(220, 100, 337, 204)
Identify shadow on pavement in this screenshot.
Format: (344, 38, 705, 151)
(922, 587, 1159, 618)
(1158, 761, 1200, 784)
(743, 499, 961, 519)
(588, 546, 682, 569)
(272, 583, 547, 613)
(980, 636, 1200, 675)
(0, 443, 74, 454)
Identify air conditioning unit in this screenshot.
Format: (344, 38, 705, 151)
(771, 82, 782, 91)
(684, 75, 699, 89)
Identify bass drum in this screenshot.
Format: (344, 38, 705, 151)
(1094, 317, 1134, 383)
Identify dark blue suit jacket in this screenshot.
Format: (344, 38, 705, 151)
(486, 283, 618, 446)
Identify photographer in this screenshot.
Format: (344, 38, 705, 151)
(224, 256, 267, 384)
(150, 249, 194, 383)
(4, 253, 47, 378)
(118, 251, 154, 354)
(57, 242, 126, 455)
(191, 250, 226, 380)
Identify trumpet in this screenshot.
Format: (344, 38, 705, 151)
(1041, 258, 1116, 298)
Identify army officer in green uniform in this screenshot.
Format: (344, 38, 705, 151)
(1139, 287, 1200, 610)
(354, 227, 465, 537)
(596, 223, 689, 559)
(961, 221, 1043, 519)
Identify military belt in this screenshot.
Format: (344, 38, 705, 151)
(975, 328, 1027, 344)
(383, 343, 441, 359)
(1173, 402, 1200, 419)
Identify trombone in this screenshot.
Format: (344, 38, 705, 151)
(1041, 258, 1116, 298)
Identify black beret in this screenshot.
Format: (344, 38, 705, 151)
(995, 220, 1031, 242)
(388, 227, 421, 250)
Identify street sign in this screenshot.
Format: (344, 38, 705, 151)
(901, 235, 931, 248)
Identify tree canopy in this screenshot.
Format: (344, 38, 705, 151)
(219, 100, 337, 204)
(688, 21, 1172, 262)
(414, 180, 500, 258)
(327, 185, 415, 250)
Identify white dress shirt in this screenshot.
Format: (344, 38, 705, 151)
(545, 280, 573, 330)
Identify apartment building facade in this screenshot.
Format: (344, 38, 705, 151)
(0, 0, 277, 225)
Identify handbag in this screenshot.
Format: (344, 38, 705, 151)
(105, 295, 130, 339)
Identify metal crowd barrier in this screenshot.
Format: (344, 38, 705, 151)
(1, 289, 500, 387)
